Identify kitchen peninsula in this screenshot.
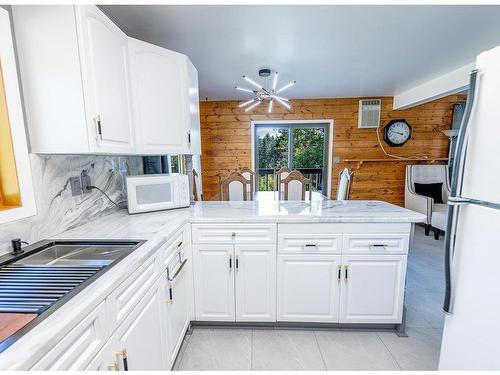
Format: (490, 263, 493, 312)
(0, 200, 425, 370)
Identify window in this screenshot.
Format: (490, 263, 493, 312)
(0, 8, 36, 223)
(169, 154, 181, 173)
(254, 123, 330, 193)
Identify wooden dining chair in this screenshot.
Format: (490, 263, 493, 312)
(192, 169, 201, 201)
(240, 167, 255, 196)
(336, 167, 354, 200)
(281, 170, 311, 200)
(220, 171, 252, 201)
(275, 167, 292, 199)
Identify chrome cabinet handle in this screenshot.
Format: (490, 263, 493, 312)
(177, 240, 183, 248)
(304, 244, 318, 248)
(344, 265, 348, 281)
(369, 244, 387, 250)
(337, 265, 342, 281)
(444, 69, 479, 314)
(235, 255, 239, 271)
(168, 258, 187, 283)
(116, 349, 128, 371)
(95, 115, 102, 140)
(229, 255, 232, 270)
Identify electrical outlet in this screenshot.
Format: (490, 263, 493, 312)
(69, 176, 82, 196)
(81, 170, 92, 195)
(333, 155, 341, 164)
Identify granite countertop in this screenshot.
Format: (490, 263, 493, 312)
(0, 199, 424, 369)
(190, 199, 426, 223)
(52, 200, 425, 241)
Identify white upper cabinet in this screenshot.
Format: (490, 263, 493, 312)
(13, 5, 134, 154)
(129, 37, 200, 155)
(186, 58, 201, 155)
(76, 5, 135, 153)
(12, 5, 201, 155)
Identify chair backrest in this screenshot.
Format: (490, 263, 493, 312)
(220, 171, 252, 201)
(192, 169, 201, 201)
(407, 164, 450, 201)
(281, 170, 311, 200)
(336, 167, 354, 200)
(240, 167, 255, 195)
(275, 167, 292, 198)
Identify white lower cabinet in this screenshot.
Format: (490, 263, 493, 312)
(85, 342, 114, 371)
(32, 302, 108, 370)
(193, 245, 235, 321)
(277, 254, 341, 322)
(164, 249, 191, 366)
(110, 278, 168, 370)
(235, 245, 276, 322)
(193, 244, 276, 322)
(339, 255, 407, 324)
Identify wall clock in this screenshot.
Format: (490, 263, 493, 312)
(383, 120, 412, 147)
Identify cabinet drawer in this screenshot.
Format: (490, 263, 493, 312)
(106, 255, 160, 332)
(160, 226, 188, 270)
(192, 223, 276, 244)
(343, 234, 409, 254)
(32, 302, 108, 370)
(278, 234, 341, 254)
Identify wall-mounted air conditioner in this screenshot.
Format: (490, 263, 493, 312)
(358, 99, 381, 128)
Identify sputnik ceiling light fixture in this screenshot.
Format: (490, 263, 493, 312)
(235, 68, 296, 113)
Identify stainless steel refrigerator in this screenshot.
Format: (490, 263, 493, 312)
(439, 44, 500, 370)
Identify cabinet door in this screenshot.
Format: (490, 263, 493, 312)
(111, 280, 168, 370)
(76, 5, 134, 153)
(128, 37, 190, 154)
(31, 302, 108, 370)
(340, 255, 407, 324)
(235, 245, 276, 321)
(192, 245, 235, 321)
(186, 58, 201, 155)
(85, 342, 115, 371)
(277, 254, 341, 323)
(164, 252, 190, 367)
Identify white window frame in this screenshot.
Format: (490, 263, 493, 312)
(167, 154, 181, 174)
(0, 8, 36, 224)
(251, 119, 334, 198)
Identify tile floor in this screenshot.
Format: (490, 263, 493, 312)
(174, 225, 445, 371)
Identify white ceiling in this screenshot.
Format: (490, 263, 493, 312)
(102, 5, 500, 101)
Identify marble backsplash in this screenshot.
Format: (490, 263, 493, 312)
(0, 154, 143, 256)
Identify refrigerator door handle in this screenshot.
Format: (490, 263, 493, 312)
(443, 69, 479, 314)
(448, 196, 500, 211)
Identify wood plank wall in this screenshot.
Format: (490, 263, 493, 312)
(199, 95, 465, 206)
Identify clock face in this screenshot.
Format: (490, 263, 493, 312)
(384, 120, 411, 146)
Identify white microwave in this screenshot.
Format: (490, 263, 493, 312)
(126, 174, 190, 214)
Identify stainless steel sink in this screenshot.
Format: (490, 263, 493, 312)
(0, 239, 145, 353)
(14, 243, 136, 267)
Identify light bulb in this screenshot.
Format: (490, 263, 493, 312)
(244, 101, 261, 112)
(239, 99, 255, 108)
(275, 81, 296, 94)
